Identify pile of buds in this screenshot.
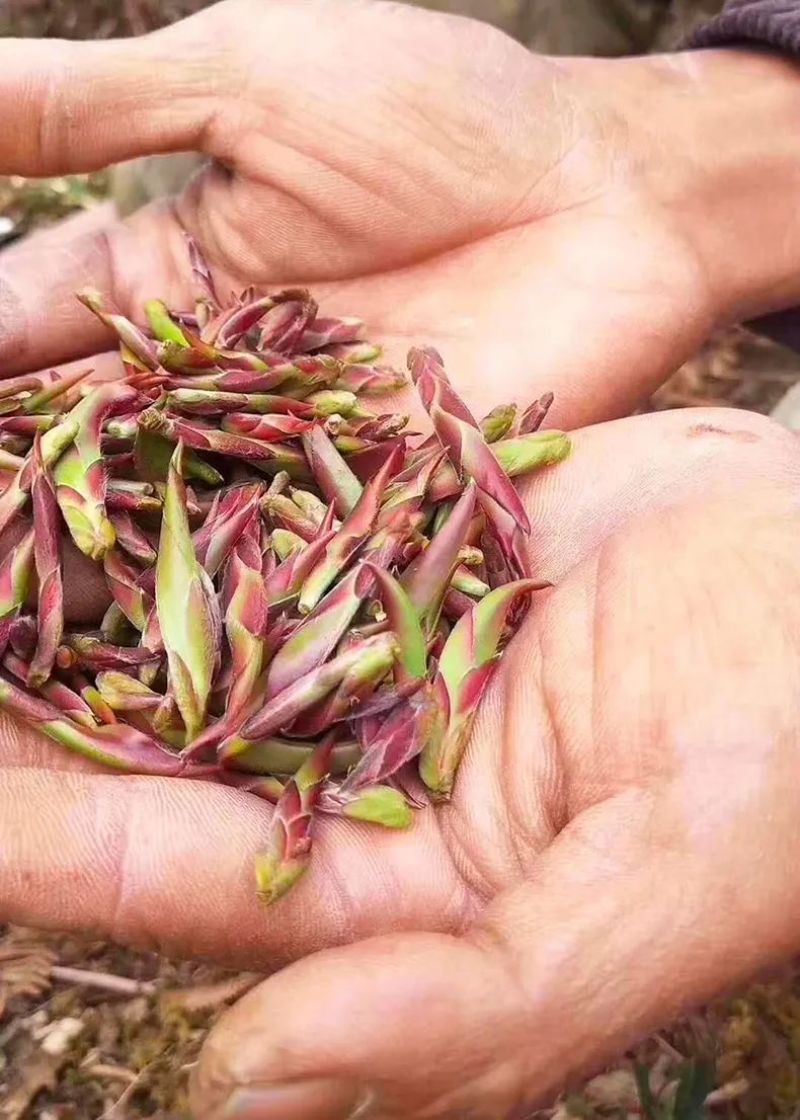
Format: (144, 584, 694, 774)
(0, 239, 570, 903)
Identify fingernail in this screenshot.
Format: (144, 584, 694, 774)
(223, 1077, 363, 1120)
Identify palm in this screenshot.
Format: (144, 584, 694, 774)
(3, 403, 799, 969)
(166, 0, 707, 419)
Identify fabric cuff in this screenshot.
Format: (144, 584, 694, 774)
(687, 3, 800, 58)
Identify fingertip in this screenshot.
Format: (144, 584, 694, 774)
(209, 1079, 363, 1120)
(191, 932, 527, 1120)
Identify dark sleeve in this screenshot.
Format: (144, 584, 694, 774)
(686, 1, 800, 353)
(688, 2, 800, 54)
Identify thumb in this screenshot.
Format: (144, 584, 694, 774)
(190, 790, 800, 1120)
(0, 5, 236, 176)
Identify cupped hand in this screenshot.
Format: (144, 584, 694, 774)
(3, 3, 800, 1117)
(3, 404, 800, 1120)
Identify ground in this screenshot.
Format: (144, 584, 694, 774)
(2, 1, 800, 1117)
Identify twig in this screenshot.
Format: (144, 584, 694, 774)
(50, 965, 158, 997)
(101, 1065, 150, 1120)
(84, 1063, 138, 1085)
(705, 1079, 749, 1108)
(160, 971, 262, 1011)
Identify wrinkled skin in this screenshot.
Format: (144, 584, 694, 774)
(1, 3, 800, 1118)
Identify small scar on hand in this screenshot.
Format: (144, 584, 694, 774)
(686, 423, 760, 443)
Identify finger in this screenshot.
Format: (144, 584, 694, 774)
(8, 200, 120, 254)
(0, 0, 242, 374)
(0, 200, 197, 375)
(0, 17, 232, 176)
(190, 773, 800, 1120)
(0, 762, 461, 965)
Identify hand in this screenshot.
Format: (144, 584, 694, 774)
(3, 405, 800, 1120)
(3, 3, 800, 1118)
(3, 0, 800, 424)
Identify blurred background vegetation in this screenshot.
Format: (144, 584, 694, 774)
(1, 1, 799, 1117)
